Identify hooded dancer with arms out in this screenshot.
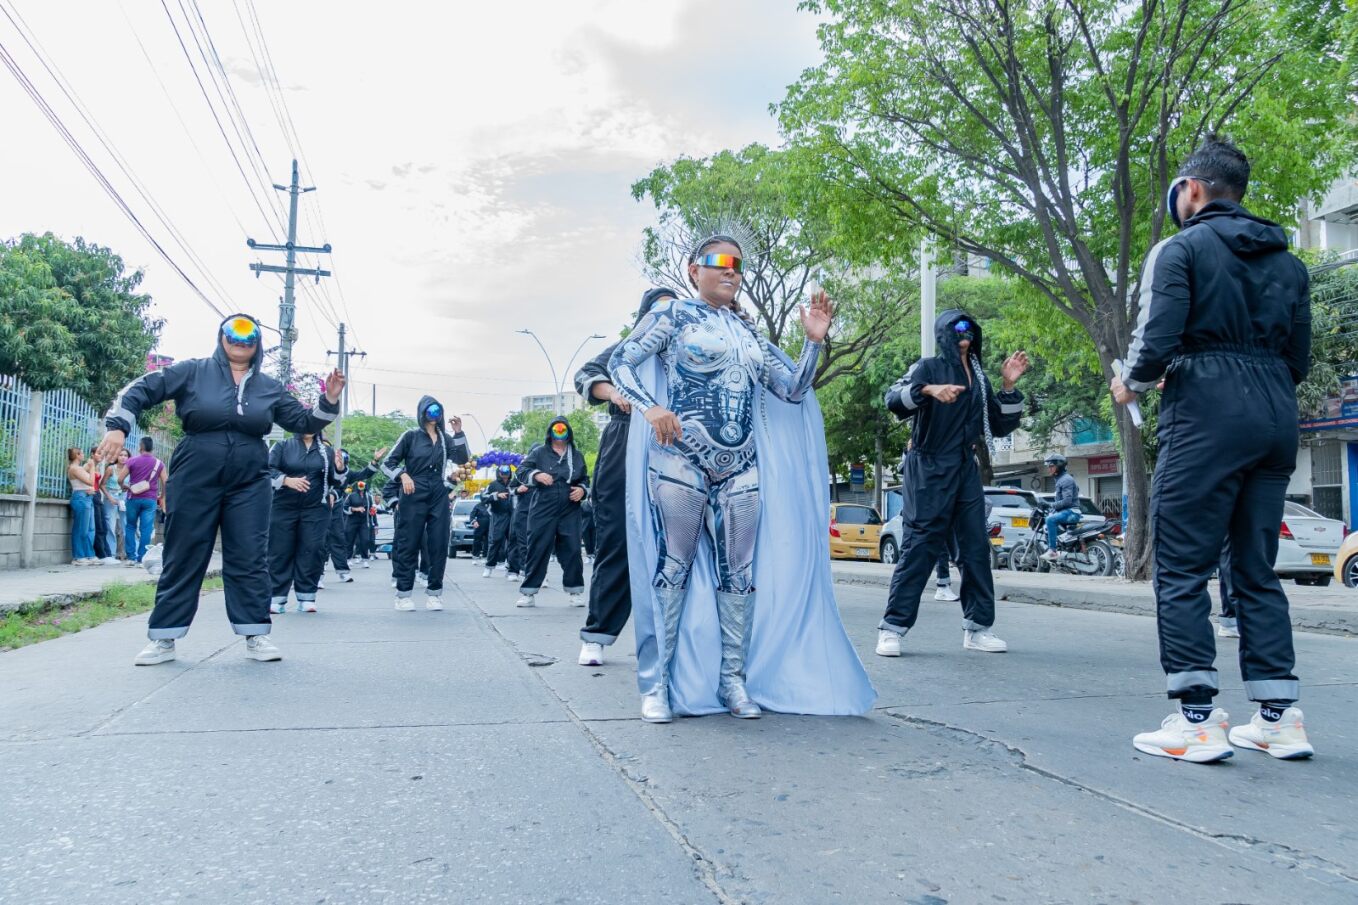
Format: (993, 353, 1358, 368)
(515, 417, 590, 608)
(267, 432, 348, 614)
(610, 236, 875, 723)
(480, 464, 516, 576)
(574, 287, 677, 667)
(382, 397, 470, 610)
(876, 311, 1028, 658)
(1113, 138, 1314, 763)
(505, 464, 532, 581)
(346, 481, 376, 565)
(99, 314, 345, 665)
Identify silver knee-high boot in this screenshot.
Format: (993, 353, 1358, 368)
(641, 586, 686, 723)
(716, 591, 761, 719)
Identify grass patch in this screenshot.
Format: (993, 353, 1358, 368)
(0, 576, 224, 652)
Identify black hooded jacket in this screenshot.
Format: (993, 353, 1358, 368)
(104, 313, 339, 439)
(1124, 200, 1311, 392)
(480, 473, 516, 514)
(518, 418, 590, 497)
(885, 309, 1024, 456)
(269, 434, 347, 509)
(576, 288, 677, 419)
(381, 395, 470, 497)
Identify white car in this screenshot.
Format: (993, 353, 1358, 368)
(878, 485, 1028, 565)
(1274, 501, 1345, 586)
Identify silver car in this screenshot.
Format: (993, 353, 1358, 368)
(1275, 500, 1345, 586)
(878, 485, 1028, 565)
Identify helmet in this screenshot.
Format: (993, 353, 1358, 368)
(1044, 454, 1067, 469)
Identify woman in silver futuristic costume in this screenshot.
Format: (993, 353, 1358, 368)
(608, 235, 835, 722)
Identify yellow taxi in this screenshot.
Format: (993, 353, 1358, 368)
(829, 503, 883, 561)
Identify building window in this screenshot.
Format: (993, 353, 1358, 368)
(1071, 418, 1113, 445)
(1311, 440, 1343, 520)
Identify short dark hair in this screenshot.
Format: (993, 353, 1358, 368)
(139, 436, 154, 453)
(1177, 135, 1249, 201)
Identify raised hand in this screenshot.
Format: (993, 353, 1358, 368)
(324, 368, 346, 404)
(1001, 351, 1030, 389)
(96, 430, 126, 463)
(800, 290, 835, 344)
(447, 416, 463, 434)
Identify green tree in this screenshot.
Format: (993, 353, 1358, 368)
(334, 412, 417, 494)
(492, 409, 601, 473)
(780, 0, 1358, 576)
(0, 233, 163, 408)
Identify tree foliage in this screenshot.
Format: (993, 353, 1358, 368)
(492, 409, 601, 462)
(334, 412, 417, 494)
(0, 233, 162, 408)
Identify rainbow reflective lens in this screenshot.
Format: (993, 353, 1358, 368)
(425, 403, 443, 421)
(222, 316, 260, 346)
(551, 423, 570, 439)
(696, 253, 742, 273)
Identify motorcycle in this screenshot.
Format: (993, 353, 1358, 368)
(1007, 503, 1116, 576)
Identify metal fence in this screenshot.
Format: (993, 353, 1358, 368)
(0, 373, 173, 499)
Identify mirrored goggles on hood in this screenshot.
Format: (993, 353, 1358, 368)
(695, 253, 742, 273)
(550, 423, 571, 440)
(1166, 175, 1217, 229)
(222, 316, 260, 346)
(498, 466, 512, 474)
(952, 319, 974, 343)
(424, 403, 443, 421)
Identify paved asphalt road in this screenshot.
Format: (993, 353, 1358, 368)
(1, 554, 1354, 904)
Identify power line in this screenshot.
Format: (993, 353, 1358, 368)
(0, 36, 226, 317)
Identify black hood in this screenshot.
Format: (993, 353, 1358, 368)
(416, 395, 444, 427)
(635, 287, 678, 326)
(934, 308, 984, 363)
(212, 313, 265, 374)
(544, 416, 575, 446)
(1185, 200, 1289, 258)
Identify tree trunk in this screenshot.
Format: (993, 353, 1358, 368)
(873, 427, 885, 515)
(1110, 381, 1153, 581)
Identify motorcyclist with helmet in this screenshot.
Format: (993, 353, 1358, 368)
(1041, 454, 1082, 561)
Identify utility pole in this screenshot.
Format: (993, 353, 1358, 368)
(247, 159, 332, 382)
(920, 237, 936, 357)
(327, 322, 366, 451)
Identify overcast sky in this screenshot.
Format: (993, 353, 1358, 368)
(0, 0, 821, 445)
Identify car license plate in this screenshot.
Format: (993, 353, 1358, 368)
(990, 537, 1004, 547)
(1310, 553, 1331, 566)
(854, 548, 871, 558)
(1011, 517, 1028, 528)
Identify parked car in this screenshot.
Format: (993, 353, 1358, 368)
(374, 512, 394, 559)
(449, 499, 478, 557)
(984, 486, 1041, 562)
(829, 503, 883, 561)
(879, 511, 1006, 566)
(1275, 500, 1344, 586)
(1334, 527, 1358, 587)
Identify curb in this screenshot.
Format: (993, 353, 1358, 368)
(831, 569, 1358, 637)
(3, 567, 224, 617)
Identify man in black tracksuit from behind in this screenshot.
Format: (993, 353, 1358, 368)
(1115, 138, 1313, 762)
(480, 465, 516, 572)
(382, 396, 470, 607)
(878, 309, 1027, 654)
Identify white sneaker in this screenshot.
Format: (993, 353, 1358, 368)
(316, 578, 326, 590)
(495, 564, 507, 573)
(390, 578, 397, 588)
(269, 602, 286, 615)
(568, 593, 586, 607)
(360, 560, 370, 570)
(1133, 710, 1233, 763)
(101, 557, 119, 565)
(1229, 707, 1314, 759)
(875, 629, 902, 657)
(72, 558, 95, 566)
(579, 642, 604, 666)
(1041, 550, 1060, 562)
(394, 597, 415, 611)
(134, 639, 176, 665)
(338, 572, 353, 583)
(482, 568, 492, 578)
(641, 692, 673, 723)
(934, 585, 960, 602)
(1217, 623, 1240, 639)
(425, 596, 444, 611)
(244, 635, 282, 661)
(506, 572, 519, 582)
(302, 600, 317, 613)
(515, 595, 535, 608)
(417, 573, 428, 587)
(963, 629, 1008, 652)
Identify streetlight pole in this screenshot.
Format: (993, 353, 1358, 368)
(459, 412, 489, 451)
(561, 334, 606, 399)
(516, 329, 605, 413)
(516, 329, 560, 411)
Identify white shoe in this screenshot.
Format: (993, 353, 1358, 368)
(495, 564, 507, 573)
(1217, 623, 1240, 639)
(934, 585, 960, 602)
(394, 597, 415, 611)
(1041, 550, 1060, 562)
(1229, 707, 1314, 759)
(72, 558, 95, 566)
(316, 578, 325, 590)
(875, 629, 902, 657)
(338, 572, 353, 583)
(269, 602, 286, 615)
(1133, 710, 1233, 763)
(641, 692, 673, 723)
(506, 572, 519, 582)
(101, 557, 119, 565)
(425, 596, 444, 611)
(482, 568, 492, 578)
(417, 573, 428, 587)
(579, 642, 605, 666)
(134, 639, 175, 665)
(390, 578, 397, 588)
(301, 600, 317, 613)
(568, 593, 586, 607)
(515, 595, 535, 608)
(360, 560, 370, 570)
(244, 635, 282, 662)
(963, 629, 1008, 652)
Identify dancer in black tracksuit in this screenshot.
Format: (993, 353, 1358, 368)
(573, 287, 676, 665)
(382, 396, 469, 608)
(99, 313, 344, 665)
(481, 465, 516, 573)
(516, 417, 590, 607)
(877, 309, 1027, 656)
(346, 482, 375, 564)
(506, 464, 533, 579)
(1117, 139, 1313, 762)
(328, 451, 382, 581)
(470, 499, 490, 559)
(268, 433, 347, 613)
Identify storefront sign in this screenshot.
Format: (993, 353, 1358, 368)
(1087, 454, 1120, 476)
(1301, 375, 1358, 431)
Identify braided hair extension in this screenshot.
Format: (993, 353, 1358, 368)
(969, 352, 995, 454)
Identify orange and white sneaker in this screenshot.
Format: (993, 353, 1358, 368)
(1229, 708, 1315, 760)
(1132, 710, 1233, 763)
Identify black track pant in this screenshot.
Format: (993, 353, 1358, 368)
(269, 503, 328, 605)
(583, 513, 597, 557)
(472, 521, 489, 558)
(327, 504, 350, 573)
(582, 419, 631, 645)
(347, 515, 372, 560)
(880, 449, 995, 634)
(1217, 543, 1237, 625)
(148, 433, 272, 639)
(1152, 353, 1299, 705)
(521, 486, 585, 595)
(485, 510, 512, 569)
(507, 496, 530, 574)
(393, 486, 451, 597)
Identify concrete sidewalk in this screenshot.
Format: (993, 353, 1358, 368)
(832, 560, 1358, 635)
(0, 555, 223, 614)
